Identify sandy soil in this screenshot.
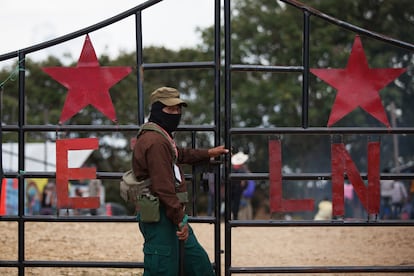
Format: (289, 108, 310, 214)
(1, 221, 414, 276)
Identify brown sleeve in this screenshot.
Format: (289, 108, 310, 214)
(133, 131, 185, 225)
(177, 148, 210, 164)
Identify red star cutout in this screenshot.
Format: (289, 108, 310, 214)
(42, 34, 132, 124)
(311, 35, 406, 127)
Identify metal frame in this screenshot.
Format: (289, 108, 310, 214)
(223, 0, 414, 275)
(0, 0, 414, 275)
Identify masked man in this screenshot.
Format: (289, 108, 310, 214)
(132, 87, 228, 275)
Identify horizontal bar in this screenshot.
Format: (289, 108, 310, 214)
(2, 172, 124, 179)
(1, 261, 411, 273)
(4, 126, 414, 135)
(230, 172, 414, 181)
(1, 215, 412, 226)
(230, 265, 414, 273)
(3, 172, 197, 181)
(143, 61, 215, 70)
(2, 125, 136, 132)
(1, 124, 216, 132)
(229, 220, 414, 227)
(230, 127, 414, 135)
(0, 215, 215, 224)
(231, 64, 303, 72)
(5, 171, 413, 181)
(0, 260, 143, 269)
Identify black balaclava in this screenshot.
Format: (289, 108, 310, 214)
(148, 101, 182, 136)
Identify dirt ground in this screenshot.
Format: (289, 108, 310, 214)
(1, 221, 414, 276)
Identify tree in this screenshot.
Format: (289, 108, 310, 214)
(198, 0, 414, 172)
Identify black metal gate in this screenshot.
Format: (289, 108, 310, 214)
(1, 0, 414, 275)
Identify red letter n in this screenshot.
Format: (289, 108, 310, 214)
(331, 139, 380, 219)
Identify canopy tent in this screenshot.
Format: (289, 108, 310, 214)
(2, 142, 94, 172)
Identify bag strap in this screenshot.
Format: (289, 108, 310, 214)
(137, 122, 178, 162)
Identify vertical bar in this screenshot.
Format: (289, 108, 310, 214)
(0, 85, 3, 189)
(224, 0, 232, 275)
(213, 0, 221, 274)
(179, 240, 185, 276)
(331, 139, 345, 218)
(367, 139, 380, 217)
(389, 102, 400, 172)
(135, 11, 145, 125)
(302, 11, 310, 128)
(191, 131, 197, 216)
(17, 52, 26, 276)
(268, 139, 282, 212)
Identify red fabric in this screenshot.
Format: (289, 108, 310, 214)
(0, 178, 6, 215)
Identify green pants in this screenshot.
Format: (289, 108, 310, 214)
(138, 208, 215, 276)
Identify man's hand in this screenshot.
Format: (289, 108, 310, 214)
(176, 223, 189, 241)
(208, 145, 229, 158)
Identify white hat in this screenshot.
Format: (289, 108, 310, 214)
(231, 152, 249, 166)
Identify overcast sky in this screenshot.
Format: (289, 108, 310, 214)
(1, 0, 215, 66)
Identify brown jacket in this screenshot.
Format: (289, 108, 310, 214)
(132, 128, 210, 225)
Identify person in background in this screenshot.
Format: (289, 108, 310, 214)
(40, 181, 56, 215)
(314, 197, 333, 220)
(73, 187, 83, 215)
(344, 183, 354, 218)
(230, 151, 249, 220)
(391, 179, 408, 219)
(235, 153, 255, 220)
(88, 179, 102, 215)
(205, 172, 215, 217)
(409, 180, 414, 219)
(132, 87, 228, 275)
(380, 168, 394, 219)
(25, 180, 41, 215)
(238, 179, 255, 219)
